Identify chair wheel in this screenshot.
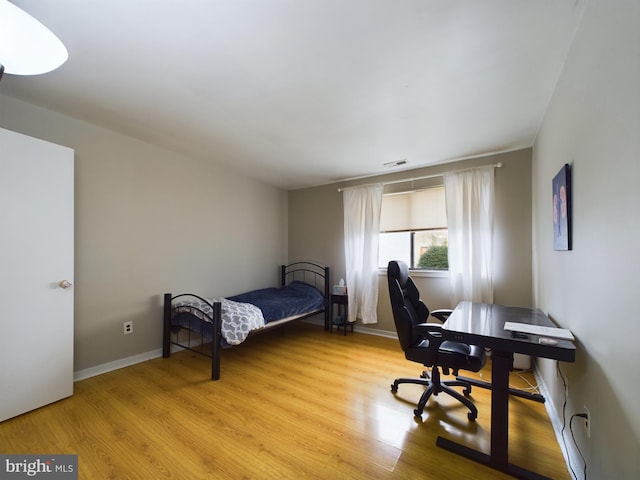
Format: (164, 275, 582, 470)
(413, 409, 423, 417)
(463, 386, 472, 396)
(391, 384, 398, 393)
(468, 411, 477, 421)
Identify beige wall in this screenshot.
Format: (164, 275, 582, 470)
(532, 0, 640, 477)
(0, 95, 288, 372)
(289, 148, 533, 334)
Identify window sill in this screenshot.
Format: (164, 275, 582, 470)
(378, 268, 449, 278)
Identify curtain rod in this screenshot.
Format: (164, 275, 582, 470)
(337, 162, 502, 192)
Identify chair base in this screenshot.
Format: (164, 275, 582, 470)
(391, 367, 478, 421)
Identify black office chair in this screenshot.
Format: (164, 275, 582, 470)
(387, 260, 486, 420)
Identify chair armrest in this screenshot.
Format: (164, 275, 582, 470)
(415, 322, 442, 332)
(414, 322, 444, 347)
(414, 322, 443, 337)
(430, 309, 453, 323)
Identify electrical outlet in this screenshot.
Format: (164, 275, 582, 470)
(583, 405, 591, 438)
(123, 321, 133, 335)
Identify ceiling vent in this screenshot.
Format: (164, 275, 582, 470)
(384, 159, 408, 168)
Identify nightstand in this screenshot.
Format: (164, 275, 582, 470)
(330, 293, 353, 335)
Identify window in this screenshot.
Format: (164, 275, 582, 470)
(378, 185, 448, 270)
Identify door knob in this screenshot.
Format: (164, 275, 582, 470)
(59, 280, 73, 289)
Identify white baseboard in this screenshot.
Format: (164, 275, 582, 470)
(303, 317, 398, 339)
(72, 320, 396, 383)
(534, 367, 584, 480)
(352, 324, 398, 339)
(73, 348, 163, 382)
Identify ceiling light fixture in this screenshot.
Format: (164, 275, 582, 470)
(0, 0, 68, 81)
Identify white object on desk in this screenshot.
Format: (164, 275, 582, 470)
(504, 321, 575, 340)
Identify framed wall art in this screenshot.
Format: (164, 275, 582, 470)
(552, 163, 572, 251)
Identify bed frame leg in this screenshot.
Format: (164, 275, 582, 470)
(163, 293, 172, 358)
(212, 301, 222, 381)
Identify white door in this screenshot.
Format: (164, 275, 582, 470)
(0, 128, 74, 422)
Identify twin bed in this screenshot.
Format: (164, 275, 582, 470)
(163, 262, 330, 380)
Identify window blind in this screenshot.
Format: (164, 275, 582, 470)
(380, 186, 447, 232)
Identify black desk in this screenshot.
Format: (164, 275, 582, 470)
(437, 301, 576, 480)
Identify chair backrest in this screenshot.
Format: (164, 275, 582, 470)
(387, 260, 430, 351)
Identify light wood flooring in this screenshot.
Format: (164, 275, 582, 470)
(0, 322, 570, 479)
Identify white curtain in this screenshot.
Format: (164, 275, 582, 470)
(343, 184, 384, 324)
(444, 165, 495, 305)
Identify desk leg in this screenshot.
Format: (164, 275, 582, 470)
(436, 349, 554, 480)
(491, 350, 512, 470)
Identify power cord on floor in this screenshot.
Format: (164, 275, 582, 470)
(476, 361, 542, 395)
(557, 362, 588, 480)
(513, 368, 542, 394)
(569, 414, 588, 480)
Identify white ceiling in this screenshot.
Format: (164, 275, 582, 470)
(1, 0, 585, 189)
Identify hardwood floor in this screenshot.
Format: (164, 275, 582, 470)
(0, 323, 570, 479)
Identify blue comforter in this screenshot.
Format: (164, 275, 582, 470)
(227, 280, 325, 324)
